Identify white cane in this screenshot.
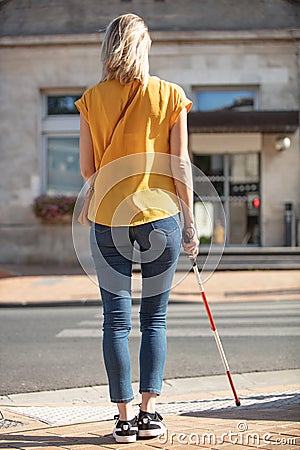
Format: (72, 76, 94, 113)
(184, 231, 241, 406)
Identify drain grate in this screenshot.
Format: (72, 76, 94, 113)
(0, 419, 25, 429)
(0, 411, 25, 429)
(5, 391, 299, 426)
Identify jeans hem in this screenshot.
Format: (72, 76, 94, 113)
(110, 396, 135, 403)
(139, 388, 161, 396)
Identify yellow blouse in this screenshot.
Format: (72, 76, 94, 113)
(75, 76, 192, 226)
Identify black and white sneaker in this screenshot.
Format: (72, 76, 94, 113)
(138, 410, 166, 438)
(112, 415, 138, 444)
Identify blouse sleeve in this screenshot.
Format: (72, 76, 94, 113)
(169, 84, 193, 129)
(74, 92, 89, 122)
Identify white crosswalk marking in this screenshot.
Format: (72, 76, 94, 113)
(78, 316, 300, 326)
(56, 301, 300, 339)
(57, 329, 101, 338)
(56, 327, 300, 338)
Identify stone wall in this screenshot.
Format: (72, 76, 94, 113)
(261, 130, 300, 247)
(0, 30, 299, 262)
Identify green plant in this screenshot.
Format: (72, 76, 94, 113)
(33, 195, 76, 221)
(199, 235, 211, 245)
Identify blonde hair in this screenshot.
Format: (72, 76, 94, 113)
(101, 14, 151, 85)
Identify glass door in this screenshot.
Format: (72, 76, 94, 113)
(193, 153, 260, 246)
(229, 153, 260, 245)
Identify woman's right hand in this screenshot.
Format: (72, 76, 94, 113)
(182, 226, 199, 259)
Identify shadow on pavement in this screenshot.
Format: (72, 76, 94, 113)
(182, 392, 300, 422)
(0, 432, 115, 448)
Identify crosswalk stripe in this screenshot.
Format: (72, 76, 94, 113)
(165, 305, 300, 313)
(56, 326, 300, 338)
(57, 301, 300, 339)
(165, 302, 300, 309)
(93, 309, 300, 318)
(92, 302, 300, 315)
(78, 316, 300, 327)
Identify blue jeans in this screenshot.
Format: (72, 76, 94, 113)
(90, 214, 181, 403)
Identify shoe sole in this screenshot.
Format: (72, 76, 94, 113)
(138, 425, 166, 438)
(113, 432, 137, 443)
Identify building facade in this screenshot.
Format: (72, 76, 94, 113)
(0, 0, 299, 263)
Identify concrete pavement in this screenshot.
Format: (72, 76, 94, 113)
(0, 265, 299, 448)
(0, 370, 299, 449)
(0, 263, 300, 306)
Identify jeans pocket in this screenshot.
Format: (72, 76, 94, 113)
(91, 223, 114, 250)
(94, 223, 111, 235)
(151, 214, 180, 237)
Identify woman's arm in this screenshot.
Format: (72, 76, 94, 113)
(170, 108, 199, 258)
(79, 113, 96, 182)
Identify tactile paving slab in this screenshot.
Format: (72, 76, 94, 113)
(5, 391, 299, 426)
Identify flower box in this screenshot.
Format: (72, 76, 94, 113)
(33, 195, 76, 225)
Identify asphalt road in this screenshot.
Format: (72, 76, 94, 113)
(0, 300, 299, 395)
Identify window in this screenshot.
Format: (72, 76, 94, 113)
(197, 90, 257, 111)
(47, 95, 81, 115)
(47, 137, 81, 192)
(42, 92, 82, 195)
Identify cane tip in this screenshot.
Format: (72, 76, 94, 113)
(235, 400, 241, 407)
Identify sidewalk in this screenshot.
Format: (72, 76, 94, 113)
(0, 263, 300, 306)
(1, 266, 299, 448)
(1, 370, 299, 449)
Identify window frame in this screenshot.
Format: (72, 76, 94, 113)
(41, 133, 82, 196)
(41, 90, 84, 195)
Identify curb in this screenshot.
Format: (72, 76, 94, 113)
(0, 299, 101, 308)
(0, 298, 201, 308)
(1, 369, 299, 407)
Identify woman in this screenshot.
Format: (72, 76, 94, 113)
(75, 13, 199, 444)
